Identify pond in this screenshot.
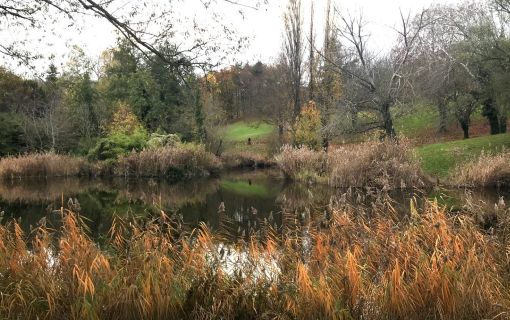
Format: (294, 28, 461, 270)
(0, 169, 507, 240)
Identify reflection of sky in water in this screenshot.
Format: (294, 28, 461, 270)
(0, 171, 507, 240)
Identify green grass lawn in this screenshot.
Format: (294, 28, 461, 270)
(415, 133, 510, 178)
(394, 104, 439, 136)
(220, 121, 275, 142)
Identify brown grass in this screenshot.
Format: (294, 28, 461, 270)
(454, 151, 510, 187)
(275, 140, 428, 189)
(0, 197, 508, 319)
(220, 150, 276, 169)
(0, 153, 93, 180)
(114, 144, 222, 179)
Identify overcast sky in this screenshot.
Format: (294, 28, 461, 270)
(1, 0, 465, 76)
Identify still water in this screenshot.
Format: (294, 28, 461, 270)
(0, 170, 507, 239)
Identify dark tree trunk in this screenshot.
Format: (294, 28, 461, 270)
(482, 99, 501, 135)
(460, 120, 470, 139)
(381, 104, 396, 139)
(437, 100, 448, 134)
(499, 114, 507, 134)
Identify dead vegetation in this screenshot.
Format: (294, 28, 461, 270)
(454, 151, 510, 187)
(114, 144, 222, 179)
(0, 196, 508, 319)
(275, 140, 428, 189)
(0, 153, 93, 179)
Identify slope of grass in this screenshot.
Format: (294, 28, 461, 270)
(220, 121, 275, 142)
(394, 104, 439, 136)
(415, 133, 510, 178)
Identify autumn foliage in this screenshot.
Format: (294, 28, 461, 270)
(294, 100, 322, 150)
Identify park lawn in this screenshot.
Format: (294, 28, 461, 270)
(415, 132, 510, 178)
(220, 121, 275, 142)
(394, 104, 439, 137)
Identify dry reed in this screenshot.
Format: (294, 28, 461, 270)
(275, 140, 427, 189)
(0, 197, 507, 319)
(114, 144, 222, 179)
(454, 151, 510, 187)
(0, 153, 93, 180)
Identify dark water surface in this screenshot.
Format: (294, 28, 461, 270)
(0, 170, 507, 239)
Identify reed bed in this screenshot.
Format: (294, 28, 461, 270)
(114, 144, 222, 179)
(221, 150, 276, 169)
(0, 153, 93, 179)
(275, 140, 427, 189)
(454, 151, 510, 187)
(0, 198, 508, 319)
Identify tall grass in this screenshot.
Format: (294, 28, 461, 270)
(0, 197, 508, 319)
(454, 151, 510, 187)
(0, 153, 93, 179)
(275, 140, 427, 189)
(114, 144, 222, 179)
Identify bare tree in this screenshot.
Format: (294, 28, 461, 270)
(329, 9, 427, 138)
(283, 0, 304, 120)
(308, 1, 315, 101)
(0, 0, 265, 70)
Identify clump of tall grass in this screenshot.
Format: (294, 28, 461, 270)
(454, 151, 510, 187)
(0, 197, 507, 319)
(114, 143, 221, 179)
(221, 150, 276, 169)
(0, 153, 93, 179)
(274, 144, 327, 182)
(275, 140, 427, 189)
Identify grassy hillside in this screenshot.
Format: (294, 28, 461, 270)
(215, 121, 277, 161)
(220, 121, 275, 142)
(415, 133, 510, 178)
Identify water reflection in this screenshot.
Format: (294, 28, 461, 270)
(0, 170, 507, 240)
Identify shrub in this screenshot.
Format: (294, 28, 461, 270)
(0, 153, 92, 179)
(114, 143, 221, 179)
(88, 103, 149, 161)
(146, 132, 181, 149)
(454, 151, 510, 187)
(87, 126, 148, 161)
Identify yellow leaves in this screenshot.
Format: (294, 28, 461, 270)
(294, 100, 322, 150)
(108, 101, 144, 135)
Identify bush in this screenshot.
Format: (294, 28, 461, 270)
(146, 132, 181, 149)
(114, 143, 221, 179)
(87, 126, 148, 161)
(88, 104, 149, 161)
(454, 151, 510, 187)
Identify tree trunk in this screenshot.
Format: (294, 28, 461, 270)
(499, 114, 507, 134)
(437, 100, 448, 134)
(482, 99, 501, 135)
(382, 104, 396, 139)
(460, 120, 470, 139)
